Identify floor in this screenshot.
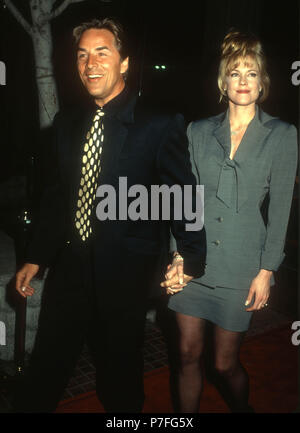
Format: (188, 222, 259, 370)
(62, 319, 168, 399)
(61, 305, 294, 400)
(0, 301, 296, 411)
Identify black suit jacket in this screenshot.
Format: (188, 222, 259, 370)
(26, 87, 206, 307)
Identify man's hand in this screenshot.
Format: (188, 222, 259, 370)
(16, 263, 40, 298)
(160, 253, 193, 295)
(161, 271, 193, 295)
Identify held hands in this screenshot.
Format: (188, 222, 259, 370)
(16, 263, 40, 298)
(160, 253, 193, 295)
(245, 269, 272, 311)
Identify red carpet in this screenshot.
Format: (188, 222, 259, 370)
(56, 325, 298, 413)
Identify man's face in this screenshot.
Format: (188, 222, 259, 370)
(77, 28, 129, 107)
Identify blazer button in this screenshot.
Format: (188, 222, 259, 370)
(66, 240, 70, 245)
(218, 217, 224, 222)
(213, 240, 221, 246)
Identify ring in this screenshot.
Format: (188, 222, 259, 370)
(21, 287, 26, 292)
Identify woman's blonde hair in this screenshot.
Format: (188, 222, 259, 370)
(218, 30, 270, 103)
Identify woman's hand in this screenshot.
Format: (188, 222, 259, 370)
(245, 269, 272, 311)
(160, 253, 193, 295)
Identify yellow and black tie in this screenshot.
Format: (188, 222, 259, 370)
(75, 108, 104, 241)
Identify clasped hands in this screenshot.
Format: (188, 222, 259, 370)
(160, 254, 272, 312)
(160, 253, 193, 295)
(16, 257, 271, 313)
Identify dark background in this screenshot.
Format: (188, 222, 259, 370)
(0, 0, 299, 186)
(0, 0, 299, 310)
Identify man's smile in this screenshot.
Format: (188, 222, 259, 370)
(86, 73, 104, 81)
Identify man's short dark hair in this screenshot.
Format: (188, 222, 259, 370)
(73, 18, 128, 61)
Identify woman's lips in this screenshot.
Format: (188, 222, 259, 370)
(237, 90, 250, 93)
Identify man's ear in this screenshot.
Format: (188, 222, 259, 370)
(121, 56, 129, 74)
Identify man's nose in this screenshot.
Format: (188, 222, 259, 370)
(86, 54, 97, 69)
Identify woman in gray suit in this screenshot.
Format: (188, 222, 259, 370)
(162, 30, 298, 412)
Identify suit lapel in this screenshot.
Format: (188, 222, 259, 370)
(212, 106, 274, 163)
(234, 106, 273, 163)
(59, 89, 137, 201)
(99, 92, 136, 181)
(212, 110, 231, 156)
(99, 116, 129, 181)
(212, 106, 274, 212)
(59, 107, 95, 207)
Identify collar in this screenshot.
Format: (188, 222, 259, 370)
(213, 104, 277, 128)
(91, 86, 137, 124)
(213, 105, 275, 212)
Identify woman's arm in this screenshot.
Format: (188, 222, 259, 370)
(246, 123, 298, 311)
(260, 123, 298, 271)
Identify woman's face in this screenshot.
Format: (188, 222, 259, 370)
(224, 57, 262, 107)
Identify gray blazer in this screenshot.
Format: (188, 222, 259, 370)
(173, 105, 298, 289)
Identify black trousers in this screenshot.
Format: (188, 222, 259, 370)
(13, 243, 148, 413)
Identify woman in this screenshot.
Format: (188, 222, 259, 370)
(162, 30, 298, 412)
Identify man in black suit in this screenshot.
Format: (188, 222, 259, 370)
(14, 18, 206, 413)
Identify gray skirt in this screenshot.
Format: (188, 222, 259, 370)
(168, 280, 253, 332)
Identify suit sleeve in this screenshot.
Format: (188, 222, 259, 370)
(25, 113, 67, 266)
(260, 124, 298, 271)
(157, 114, 206, 278)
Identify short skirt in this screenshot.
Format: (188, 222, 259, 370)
(167, 280, 253, 332)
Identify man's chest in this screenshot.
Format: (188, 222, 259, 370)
(58, 116, 159, 190)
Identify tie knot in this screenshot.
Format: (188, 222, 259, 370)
(93, 109, 105, 123)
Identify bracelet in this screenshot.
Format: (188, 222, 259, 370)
(173, 253, 183, 262)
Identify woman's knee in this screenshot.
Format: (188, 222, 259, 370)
(214, 361, 238, 378)
(175, 314, 206, 367)
(179, 342, 203, 366)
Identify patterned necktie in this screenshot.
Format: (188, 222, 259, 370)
(75, 108, 105, 242)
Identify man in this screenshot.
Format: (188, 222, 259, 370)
(14, 18, 206, 413)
